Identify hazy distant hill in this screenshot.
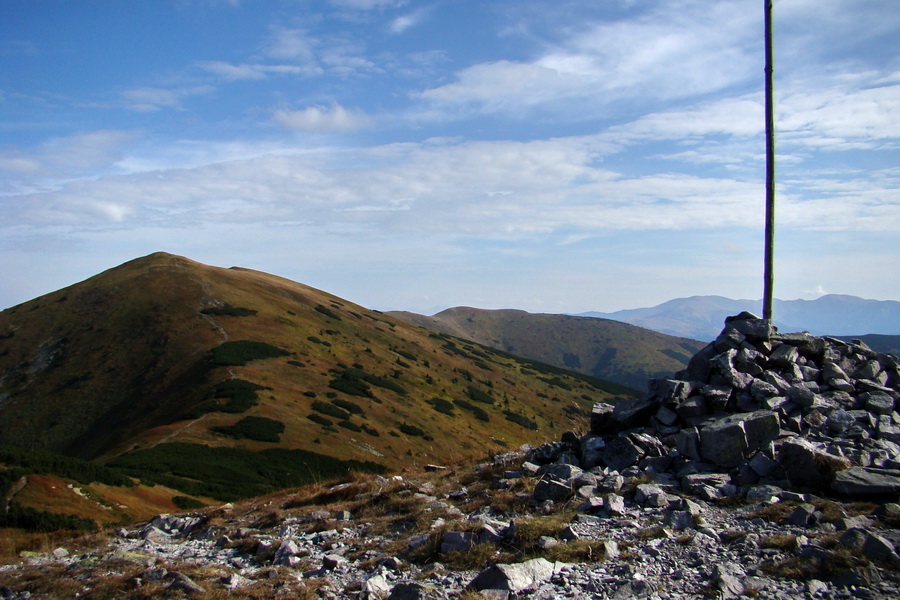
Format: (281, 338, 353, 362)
(580, 295, 900, 342)
(0, 253, 632, 509)
(388, 307, 707, 391)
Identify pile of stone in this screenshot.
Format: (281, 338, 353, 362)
(524, 312, 900, 506)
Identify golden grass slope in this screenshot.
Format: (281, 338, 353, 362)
(0, 252, 633, 472)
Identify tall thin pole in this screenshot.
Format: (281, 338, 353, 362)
(763, 0, 776, 322)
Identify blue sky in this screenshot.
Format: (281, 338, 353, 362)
(1, 0, 898, 315)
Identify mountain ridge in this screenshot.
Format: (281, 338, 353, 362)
(579, 294, 900, 341)
(0, 252, 634, 509)
(388, 306, 706, 391)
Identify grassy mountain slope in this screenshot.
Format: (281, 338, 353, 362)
(388, 307, 706, 391)
(0, 253, 634, 508)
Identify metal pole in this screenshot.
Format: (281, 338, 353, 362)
(763, 0, 776, 322)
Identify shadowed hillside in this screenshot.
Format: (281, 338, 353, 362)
(388, 307, 706, 390)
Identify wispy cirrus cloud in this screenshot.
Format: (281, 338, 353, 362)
(196, 60, 311, 80)
(121, 85, 214, 112)
(0, 130, 139, 194)
(417, 1, 758, 119)
(262, 27, 321, 65)
(389, 7, 428, 34)
(329, 0, 407, 10)
(4, 135, 896, 236)
(273, 104, 372, 132)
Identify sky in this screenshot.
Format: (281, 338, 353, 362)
(1, 0, 898, 315)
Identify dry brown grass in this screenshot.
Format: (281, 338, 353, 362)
(544, 539, 608, 563)
(442, 542, 503, 570)
(718, 529, 746, 544)
(512, 511, 574, 546)
(748, 501, 797, 524)
(759, 534, 798, 551)
(634, 525, 670, 541)
(0, 528, 110, 564)
(760, 547, 865, 581)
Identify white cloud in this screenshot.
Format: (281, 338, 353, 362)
(780, 83, 900, 150)
(329, 0, 406, 9)
(0, 130, 139, 194)
(418, 0, 758, 119)
(121, 85, 214, 112)
(197, 61, 309, 80)
(262, 27, 320, 64)
(274, 105, 372, 132)
(5, 134, 896, 238)
(389, 8, 427, 34)
(257, 27, 376, 78)
(607, 96, 763, 143)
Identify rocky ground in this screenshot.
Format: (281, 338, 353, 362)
(1, 314, 899, 599)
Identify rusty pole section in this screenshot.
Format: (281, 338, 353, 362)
(763, 0, 776, 322)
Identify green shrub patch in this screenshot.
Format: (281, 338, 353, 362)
(108, 442, 386, 501)
(329, 371, 372, 398)
(314, 305, 342, 320)
(172, 495, 206, 509)
(503, 410, 538, 430)
(427, 398, 455, 416)
(0, 446, 133, 487)
(329, 367, 407, 398)
(538, 376, 573, 391)
(0, 503, 97, 532)
(212, 416, 285, 443)
(454, 399, 490, 422)
(200, 304, 257, 317)
(307, 414, 333, 427)
(465, 386, 495, 405)
(312, 401, 351, 420)
(399, 423, 425, 437)
(186, 379, 268, 417)
(332, 398, 365, 416)
(209, 340, 289, 366)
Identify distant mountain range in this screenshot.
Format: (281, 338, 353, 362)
(579, 295, 900, 342)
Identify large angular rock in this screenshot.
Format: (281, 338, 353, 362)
(469, 557, 557, 593)
(676, 395, 709, 420)
(646, 378, 696, 403)
(774, 332, 826, 358)
(723, 312, 774, 342)
(610, 397, 660, 430)
(700, 417, 748, 468)
(740, 410, 781, 451)
(680, 343, 718, 381)
(778, 438, 851, 491)
(580, 435, 606, 469)
(712, 350, 754, 391)
(590, 403, 615, 435)
(831, 466, 900, 496)
(532, 476, 572, 503)
(440, 531, 475, 554)
(388, 583, 449, 600)
(600, 435, 644, 472)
